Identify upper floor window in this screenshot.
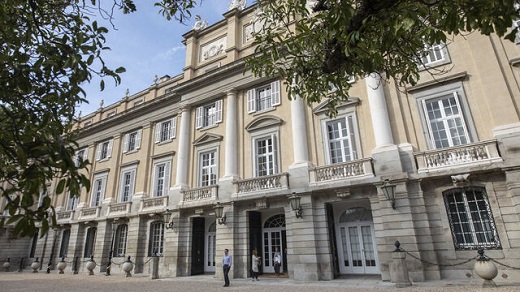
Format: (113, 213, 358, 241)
(247, 80, 281, 113)
(420, 43, 449, 67)
(114, 224, 128, 257)
(123, 129, 142, 153)
(66, 193, 78, 211)
(444, 187, 500, 250)
(96, 139, 113, 161)
(149, 221, 164, 256)
(415, 82, 475, 150)
(155, 118, 176, 144)
(199, 150, 218, 186)
(75, 148, 88, 167)
(90, 173, 108, 207)
(119, 166, 136, 202)
(196, 100, 223, 130)
(84, 227, 97, 258)
(152, 160, 171, 197)
(254, 133, 279, 177)
(325, 114, 360, 164)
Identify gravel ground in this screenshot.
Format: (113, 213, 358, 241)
(0, 271, 519, 292)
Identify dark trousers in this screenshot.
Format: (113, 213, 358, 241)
(223, 265, 230, 286)
(274, 263, 281, 275)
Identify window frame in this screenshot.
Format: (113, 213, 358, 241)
(443, 187, 501, 250)
(322, 112, 361, 164)
(196, 100, 223, 130)
(419, 43, 450, 68)
(59, 229, 71, 258)
(114, 224, 128, 257)
(148, 221, 165, 256)
(90, 173, 108, 207)
(96, 139, 113, 161)
(247, 80, 281, 114)
(155, 118, 177, 144)
(198, 149, 218, 187)
(252, 131, 280, 177)
(84, 227, 97, 258)
(123, 129, 142, 153)
(119, 166, 136, 202)
(152, 158, 171, 197)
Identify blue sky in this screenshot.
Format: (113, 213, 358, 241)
(79, 1, 234, 116)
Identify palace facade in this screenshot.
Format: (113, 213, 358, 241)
(2, 2, 520, 283)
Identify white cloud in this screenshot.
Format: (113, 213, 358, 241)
(154, 45, 186, 61)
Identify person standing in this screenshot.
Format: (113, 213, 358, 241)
(222, 249, 232, 287)
(251, 249, 261, 281)
(273, 246, 282, 276)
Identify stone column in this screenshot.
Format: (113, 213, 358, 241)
(224, 90, 238, 178)
(365, 73, 394, 148)
(175, 107, 191, 188)
(290, 95, 310, 165)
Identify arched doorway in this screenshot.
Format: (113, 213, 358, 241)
(205, 221, 216, 272)
(263, 214, 286, 273)
(336, 207, 379, 274)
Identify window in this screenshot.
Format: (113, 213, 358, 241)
(90, 173, 107, 207)
(59, 229, 71, 258)
(96, 139, 113, 161)
(123, 129, 142, 153)
(84, 227, 97, 258)
(199, 150, 217, 186)
(247, 80, 281, 113)
(114, 224, 128, 257)
(420, 43, 449, 67)
(37, 188, 48, 208)
(119, 167, 136, 202)
(29, 229, 39, 258)
(415, 83, 475, 150)
(155, 118, 176, 143)
(152, 160, 171, 197)
(196, 100, 223, 129)
(325, 114, 359, 164)
(74, 148, 88, 167)
(254, 134, 279, 177)
(66, 193, 78, 211)
(444, 188, 500, 249)
(149, 221, 164, 256)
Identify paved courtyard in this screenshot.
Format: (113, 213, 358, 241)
(1, 271, 520, 292)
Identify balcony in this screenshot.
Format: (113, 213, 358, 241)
(140, 196, 168, 212)
(415, 140, 502, 173)
(309, 158, 374, 183)
(235, 173, 289, 194)
(56, 210, 75, 222)
(182, 186, 218, 202)
(107, 201, 132, 217)
(79, 206, 101, 220)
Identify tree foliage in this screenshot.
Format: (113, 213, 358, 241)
(245, 0, 520, 115)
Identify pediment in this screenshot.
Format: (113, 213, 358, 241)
(313, 97, 360, 115)
(245, 115, 284, 132)
(193, 133, 223, 146)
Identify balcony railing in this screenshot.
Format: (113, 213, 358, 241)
(235, 173, 289, 194)
(56, 210, 74, 221)
(140, 196, 168, 211)
(415, 140, 502, 172)
(107, 201, 132, 215)
(182, 186, 218, 202)
(309, 158, 374, 183)
(79, 206, 101, 219)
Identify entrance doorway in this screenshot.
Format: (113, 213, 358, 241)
(191, 217, 205, 275)
(263, 214, 286, 274)
(205, 221, 216, 272)
(336, 207, 379, 274)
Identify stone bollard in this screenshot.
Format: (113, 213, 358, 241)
(57, 257, 67, 274)
(390, 241, 412, 288)
(151, 255, 159, 280)
(85, 255, 96, 276)
(31, 258, 40, 273)
(3, 258, 10, 272)
(122, 256, 134, 278)
(474, 249, 498, 287)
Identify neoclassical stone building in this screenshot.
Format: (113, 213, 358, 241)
(2, 2, 520, 284)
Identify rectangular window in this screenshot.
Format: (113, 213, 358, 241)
(155, 118, 176, 143)
(66, 193, 78, 211)
(254, 134, 278, 177)
(114, 224, 128, 257)
(96, 140, 113, 161)
(422, 92, 470, 149)
(199, 150, 217, 186)
(420, 43, 448, 67)
(149, 222, 164, 256)
(75, 148, 88, 167)
(119, 168, 136, 202)
(196, 100, 223, 129)
(153, 161, 171, 197)
(29, 229, 39, 258)
(84, 227, 97, 258)
(90, 174, 107, 207)
(59, 229, 71, 258)
(247, 80, 281, 113)
(326, 115, 358, 164)
(444, 188, 500, 249)
(123, 129, 142, 153)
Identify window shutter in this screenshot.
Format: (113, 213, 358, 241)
(136, 129, 142, 149)
(196, 106, 203, 129)
(215, 100, 223, 123)
(272, 134, 279, 174)
(153, 165, 159, 197)
(96, 143, 102, 161)
(163, 162, 171, 197)
(155, 123, 161, 143)
(118, 173, 125, 202)
(247, 89, 256, 113)
(107, 140, 113, 158)
(271, 80, 281, 106)
(123, 134, 129, 153)
(129, 170, 136, 199)
(170, 118, 177, 139)
(347, 115, 358, 160)
(100, 176, 107, 203)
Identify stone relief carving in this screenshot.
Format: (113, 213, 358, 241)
(229, 0, 246, 11)
(200, 37, 227, 61)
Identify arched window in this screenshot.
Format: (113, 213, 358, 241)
(114, 224, 128, 257)
(339, 207, 373, 223)
(263, 214, 286, 228)
(443, 187, 500, 249)
(84, 227, 97, 258)
(148, 221, 164, 256)
(59, 229, 71, 258)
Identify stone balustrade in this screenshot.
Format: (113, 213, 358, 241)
(56, 210, 74, 221)
(79, 206, 101, 219)
(108, 201, 132, 215)
(182, 186, 218, 202)
(140, 196, 168, 211)
(235, 173, 289, 194)
(309, 158, 374, 183)
(415, 140, 502, 172)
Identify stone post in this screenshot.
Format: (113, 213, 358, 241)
(390, 241, 412, 288)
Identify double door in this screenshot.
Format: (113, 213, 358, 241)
(337, 222, 379, 274)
